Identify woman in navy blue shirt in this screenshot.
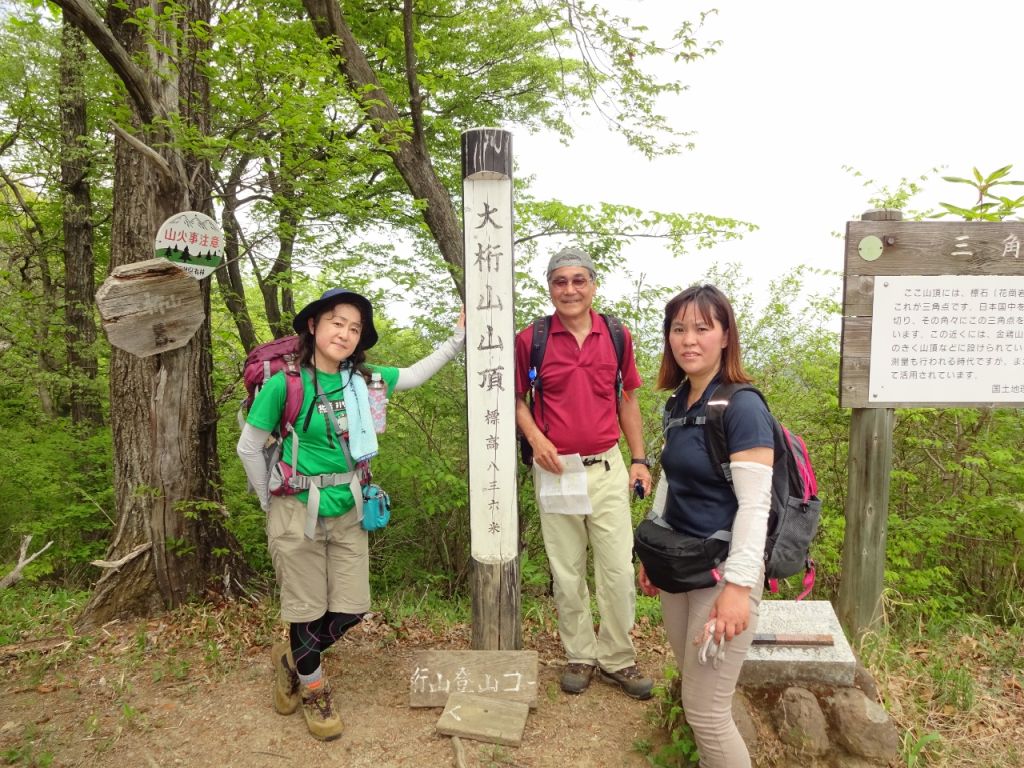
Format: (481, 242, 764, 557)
(639, 285, 774, 768)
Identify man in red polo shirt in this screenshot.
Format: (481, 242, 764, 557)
(515, 246, 654, 699)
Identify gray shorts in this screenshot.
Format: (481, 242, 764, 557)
(267, 495, 370, 622)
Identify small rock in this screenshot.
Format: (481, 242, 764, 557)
(828, 688, 900, 762)
(773, 686, 829, 756)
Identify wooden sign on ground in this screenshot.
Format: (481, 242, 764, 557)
(436, 693, 529, 747)
(409, 650, 538, 708)
(95, 258, 204, 357)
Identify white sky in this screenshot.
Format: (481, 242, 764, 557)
(513, 0, 1024, 306)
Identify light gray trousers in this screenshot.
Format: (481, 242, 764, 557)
(660, 579, 762, 768)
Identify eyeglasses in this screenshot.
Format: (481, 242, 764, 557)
(549, 275, 591, 290)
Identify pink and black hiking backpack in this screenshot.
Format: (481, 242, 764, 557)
(663, 382, 822, 598)
(240, 335, 305, 432)
(238, 335, 306, 483)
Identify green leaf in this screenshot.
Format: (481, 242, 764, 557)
(984, 164, 1013, 183)
(937, 202, 975, 217)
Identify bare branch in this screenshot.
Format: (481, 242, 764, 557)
(50, 0, 163, 125)
(0, 116, 21, 155)
(0, 536, 54, 590)
(0, 164, 45, 244)
(90, 542, 153, 571)
(403, 0, 425, 146)
(0, 637, 73, 662)
(920, 446, 951, 477)
(109, 120, 174, 183)
(452, 736, 468, 768)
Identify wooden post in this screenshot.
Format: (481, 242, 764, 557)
(837, 406, 893, 637)
(461, 128, 521, 650)
(837, 208, 900, 639)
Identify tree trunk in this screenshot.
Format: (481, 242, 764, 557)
(262, 199, 297, 339)
(2, 174, 61, 418)
(301, 0, 465, 297)
(214, 159, 258, 352)
(59, 18, 102, 426)
(35, 244, 61, 418)
(55, 0, 253, 628)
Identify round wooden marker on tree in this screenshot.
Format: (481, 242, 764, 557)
(95, 259, 204, 357)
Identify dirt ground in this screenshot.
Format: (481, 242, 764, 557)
(1, 608, 675, 768)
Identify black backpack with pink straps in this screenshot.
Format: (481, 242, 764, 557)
(662, 382, 822, 596)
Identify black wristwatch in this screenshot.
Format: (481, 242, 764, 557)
(631, 457, 652, 467)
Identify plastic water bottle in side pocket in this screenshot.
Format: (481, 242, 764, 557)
(368, 371, 388, 433)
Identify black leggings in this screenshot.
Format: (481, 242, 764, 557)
(289, 611, 364, 676)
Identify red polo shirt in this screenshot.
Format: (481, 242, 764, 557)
(515, 310, 642, 456)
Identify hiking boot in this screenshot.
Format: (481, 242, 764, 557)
(300, 680, 343, 741)
(271, 642, 299, 715)
(599, 664, 654, 700)
(560, 662, 595, 694)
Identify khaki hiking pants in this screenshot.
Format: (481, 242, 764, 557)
(536, 445, 637, 673)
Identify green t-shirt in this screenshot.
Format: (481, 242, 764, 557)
(247, 364, 399, 516)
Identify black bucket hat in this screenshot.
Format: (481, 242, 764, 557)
(292, 288, 379, 350)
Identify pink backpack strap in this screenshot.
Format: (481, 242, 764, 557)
(279, 366, 304, 436)
(796, 562, 816, 601)
(782, 427, 817, 502)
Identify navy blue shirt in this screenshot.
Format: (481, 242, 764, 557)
(660, 377, 775, 538)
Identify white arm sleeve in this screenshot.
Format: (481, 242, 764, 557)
(722, 461, 773, 588)
(394, 327, 465, 392)
(649, 473, 668, 519)
(237, 423, 273, 512)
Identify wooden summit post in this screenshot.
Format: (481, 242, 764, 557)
(461, 128, 521, 650)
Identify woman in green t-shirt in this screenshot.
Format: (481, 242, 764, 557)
(237, 287, 464, 740)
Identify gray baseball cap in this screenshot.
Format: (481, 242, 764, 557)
(546, 247, 596, 280)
